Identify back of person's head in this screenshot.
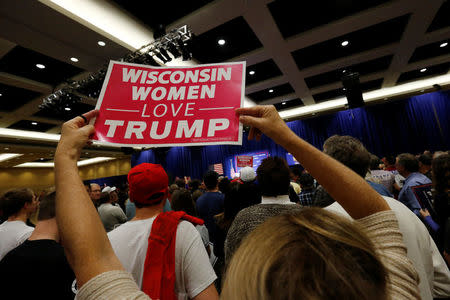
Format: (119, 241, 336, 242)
(385, 155, 396, 166)
(171, 189, 197, 216)
(169, 184, 179, 195)
(433, 151, 445, 159)
(37, 192, 56, 221)
(432, 153, 450, 195)
(299, 173, 314, 189)
(222, 208, 387, 300)
(239, 181, 262, 209)
(223, 182, 243, 221)
(128, 163, 169, 208)
(291, 167, 302, 180)
(257, 157, 291, 196)
(396, 153, 419, 173)
(240, 167, 256, 183)
(97, 192, 111, 205)
(323, 135, 370, 177)
(203, 171, 219, 190)
(418, 154, 432, 166)
(174, 178, 185, 189)
(369, 154, 381, 170)
(218, 177, 231, 194)
(192, 189, 203, 203)
(0, 188, 34, 218)
(188, 179, 201, 191)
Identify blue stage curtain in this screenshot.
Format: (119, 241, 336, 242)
(132, 90, 450, 179)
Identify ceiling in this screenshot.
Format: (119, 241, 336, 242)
(0, 0, 449, 167)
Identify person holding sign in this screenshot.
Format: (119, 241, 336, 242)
(54, 106, 419, 299)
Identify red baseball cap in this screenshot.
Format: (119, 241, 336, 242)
(128, 163, 169, 205)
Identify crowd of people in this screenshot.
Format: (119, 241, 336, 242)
(0, 105, 449, 299)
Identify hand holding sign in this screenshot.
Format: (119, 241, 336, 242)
(92, 61, 245, 147)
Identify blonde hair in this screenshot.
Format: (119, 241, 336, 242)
(221, 208, 388, 300)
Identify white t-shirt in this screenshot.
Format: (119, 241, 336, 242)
(325, 196, 450, 299)
(0, 220, 34, 260)
(108, 217, 217, 299)
(369, 170, 395, 193)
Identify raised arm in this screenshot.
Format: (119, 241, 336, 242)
(236, 105, 389, 219)
(54, 111, 124, 287)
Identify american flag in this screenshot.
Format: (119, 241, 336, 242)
(213, 163, 224, 175)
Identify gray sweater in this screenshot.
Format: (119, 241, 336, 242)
(224, 203, 302, 264)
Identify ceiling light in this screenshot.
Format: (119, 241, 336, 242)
(98, 41, 106, 46)
(0, 93, 2, 96)
(342, 70, 347, 73)
(420, 68, 427, 73)
(15, 157, 116, 168)
(343, 88, 346, 91)
(65, 107, 71, 111)
(269, 89, 274, 93)
(440, 42, 448, 48)
(249, 70, 255, 75)
(282, 102, 286, 105)
(0, 153, 23, 162)
(36, 64, 46, 69)
(70, 57, 79, 62)
(217, 39, 226, 46)
(31, 122, 38, 125)
(341, 40, 349, 47)
(4, 147, 9, 150)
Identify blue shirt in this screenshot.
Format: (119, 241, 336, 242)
(367, 181, 393, 198)
(196, 191, 224, 243)
(398, 172, 432, 215)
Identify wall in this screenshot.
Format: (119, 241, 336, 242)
(0, 158, 131, 194)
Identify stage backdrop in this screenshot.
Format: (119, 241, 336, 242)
(132, 90, 450, 180)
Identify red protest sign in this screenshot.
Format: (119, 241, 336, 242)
(236, 155, 253, 167)
(92, 60, 245, 147)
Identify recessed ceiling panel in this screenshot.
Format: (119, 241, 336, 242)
(268, 0, 391, 38)
(292, 15, 409, 69)
(111, 0, 214, 30)
(313, 78, 383, 103)
(33, 102, 95, 121)
(0, 83, 42, 112)
(0, 46, 83, 85)
(427, 1, 450, 32)
(191, 17, 263, 63)
(409, 39, 450, 63)
(246, 59, 283, 85)
(274, 98, 304, 111)
(397, 62, 450, 84)
(247, 83, 294, 102)
(8, 119, 56, 132)
(305, 55, 392, 88)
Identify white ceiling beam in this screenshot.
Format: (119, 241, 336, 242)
(382, 0, 444, 87)
(260, 93, 297, 105)
(245, 75, 288, 94)
(243, 2, 315, 105)
(168, 0, 247, 35)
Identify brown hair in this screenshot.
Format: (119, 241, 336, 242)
(0, 188, 34, 218)
(222, 208, 388, 300)
(257, 157, 291, 196)
(37, 192, 56, 221)
(396, 153, 419, 173)
(323, 135, 371, 177)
